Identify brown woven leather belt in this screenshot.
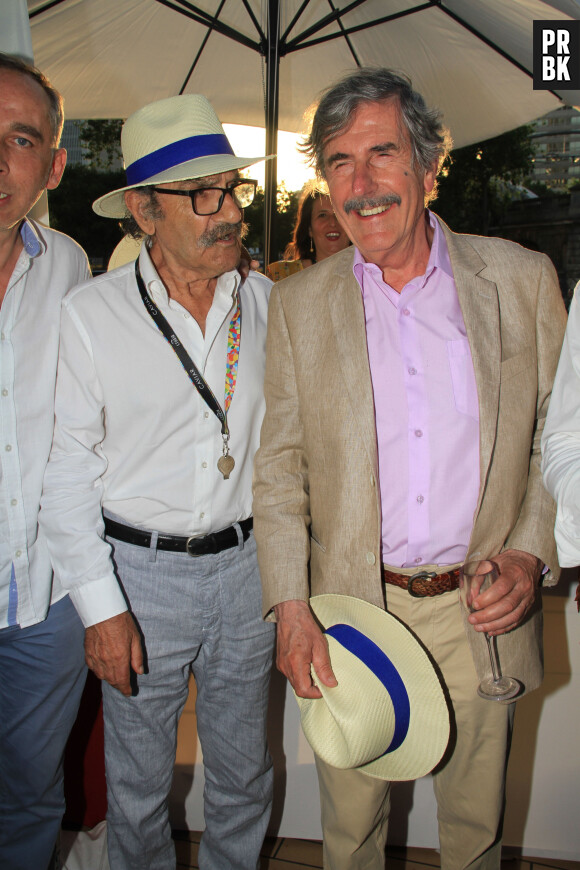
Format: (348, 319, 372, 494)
(383, 567, 461, 598)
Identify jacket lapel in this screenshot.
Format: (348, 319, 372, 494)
(327, 253, 379, 474)
(439, 220, 501, 517)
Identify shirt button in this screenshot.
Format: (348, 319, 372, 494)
(15, 550, 22, 558)
(366, 552, 376, 565)
(408, 367, 417, 376)
(417, 495, 424, 504)
(414, 429, 423, 438)
(204, 412, 210, 419)
(202, 461, 208, 469)
(5, 444, 12, 451)
(402, 309, 410, 317)
(11, 498, 17, 506)
(0, 333, 5, 340)
(414, 556, 422, 564)
(200, 512, 205, 519)
(1, 389, 8, 397)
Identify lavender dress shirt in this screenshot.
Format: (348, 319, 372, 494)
(354, 211, 480, 568)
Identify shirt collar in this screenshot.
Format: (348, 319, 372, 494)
(138, 242, 240, 310)
(427, 211, 453, 279)
(19, 218, 43, 258)
(353, 210, 453, 290)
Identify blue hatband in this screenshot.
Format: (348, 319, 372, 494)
(125, 133, 235, 186)
(325, 623, 411, 754)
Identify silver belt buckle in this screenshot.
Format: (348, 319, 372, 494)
(408, 570, 437, 597)
(186, 534, 203, 557)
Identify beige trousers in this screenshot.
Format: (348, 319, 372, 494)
(315, 582, 516, 870)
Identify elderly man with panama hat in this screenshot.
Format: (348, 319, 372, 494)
(40, 94, 275, 870)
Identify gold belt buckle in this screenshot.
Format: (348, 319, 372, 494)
(408, 570, 438, 597)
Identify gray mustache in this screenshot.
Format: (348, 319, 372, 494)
(343, 194, 402, 215)
(198, 221, 243, 248)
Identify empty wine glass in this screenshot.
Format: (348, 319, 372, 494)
(460, 560, 521, 701)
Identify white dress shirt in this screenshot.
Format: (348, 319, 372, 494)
(0, 220, 90, 629)
(542, 285, 580, 566)
(40, 244, 271, 627)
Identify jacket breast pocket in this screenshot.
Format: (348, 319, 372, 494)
(447, 338, 479, 420)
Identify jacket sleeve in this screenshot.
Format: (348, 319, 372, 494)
(252, 284, 312, 618)
(542, 285, 580, 568)
(504, 254, 567, 582)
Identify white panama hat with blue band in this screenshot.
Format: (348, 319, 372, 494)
(297, 594, 450, 781)
(93, 93, 272, 219)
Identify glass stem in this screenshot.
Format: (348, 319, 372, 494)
(485, 633, 503, 682)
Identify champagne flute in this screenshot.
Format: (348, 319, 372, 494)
(460, 560, 521, 701)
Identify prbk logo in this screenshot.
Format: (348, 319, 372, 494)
(533, 20, 580, 89)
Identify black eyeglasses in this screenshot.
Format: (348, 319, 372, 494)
(150, 179, 258, 216)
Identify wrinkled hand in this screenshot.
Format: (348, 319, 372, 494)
(468, 549, 542, 636)
(274, 599, 337, 699)
(85, 611, 144, 696)
(237, 246, 260, 280)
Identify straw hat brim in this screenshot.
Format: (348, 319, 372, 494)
(296, 594, 450, 781)
(93, 153, 272, 219)
(107, 236, 142, 271)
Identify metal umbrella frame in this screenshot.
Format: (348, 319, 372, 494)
(26, 0, 580, 262)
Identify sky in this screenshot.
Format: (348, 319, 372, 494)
(223, 124, 316, 192)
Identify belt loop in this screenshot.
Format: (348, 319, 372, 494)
(148, 530, 159, 562)
(233, 522, 244, 551)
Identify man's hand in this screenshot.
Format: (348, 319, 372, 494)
(274, 599, 337, 699)
(84, 611, 144, 696)
(468, 549, 543, 636)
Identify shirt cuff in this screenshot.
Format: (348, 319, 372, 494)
(68, 575, 128, 627)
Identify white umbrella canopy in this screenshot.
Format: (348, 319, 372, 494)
(28, 0, 580, 143)
(25, 0, 580, 259)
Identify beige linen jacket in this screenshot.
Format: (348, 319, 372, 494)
(253, 216, 567, 694)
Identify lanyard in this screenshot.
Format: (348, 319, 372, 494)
(135, 259, 241, 478)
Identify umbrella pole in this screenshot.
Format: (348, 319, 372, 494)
(264, 0, 280, 269)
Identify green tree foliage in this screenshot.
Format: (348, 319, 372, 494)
(243, 182, 300, 261)
(79, 119, 124, 171)
(434, 125, 535, 235)
(47, 165, 126, 269)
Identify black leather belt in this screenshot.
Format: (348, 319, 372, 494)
(104, 516, 253, 557)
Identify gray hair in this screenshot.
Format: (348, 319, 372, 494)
(303, 68, 451, 190)
(120, 186, 163, 243)
(0, 52, 64, 147)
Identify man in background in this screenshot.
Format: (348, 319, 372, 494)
(254, 68, 566, 869)
(0, 53, 89, 870)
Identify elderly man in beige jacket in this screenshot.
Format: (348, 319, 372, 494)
(253, 68, 566, 870)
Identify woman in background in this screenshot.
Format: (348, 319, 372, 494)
(267, 184, 350, 281)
